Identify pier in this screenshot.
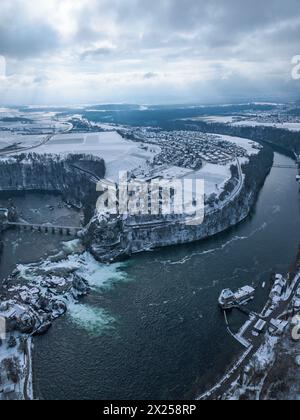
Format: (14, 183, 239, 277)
(199, 268, 300, 400)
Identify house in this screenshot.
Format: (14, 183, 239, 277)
(270, 275, 287, 299)
(270, 284, 284, 299)
(293, 298, 300, 312)
(253, 319, 267, 334)
(269, 319, 289, 336)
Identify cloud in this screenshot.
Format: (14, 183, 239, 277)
(33, 74, 50, 85)
(143, 72, 158, 80)
(1, 0, 300, 104)
(80, 47, 115, 60)
(0, 0, 60, 59)
(0, 56, 6, 77)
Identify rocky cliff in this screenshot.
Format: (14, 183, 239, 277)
(84, 146, 274, 263)
(0, 146, 273, 264)
(0, 153, 105, 221)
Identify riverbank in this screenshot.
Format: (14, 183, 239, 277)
(0, 191, 84, 400)
(0, 192, 84, 281)
(0, 239, 90, 400)
(202, 248, 300, 400)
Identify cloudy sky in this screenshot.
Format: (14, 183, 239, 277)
(0, 0, 300, 105)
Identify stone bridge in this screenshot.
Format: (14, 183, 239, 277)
(4, 222, 82, 236)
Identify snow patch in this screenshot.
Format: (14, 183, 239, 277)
(232, 120, 300, 132)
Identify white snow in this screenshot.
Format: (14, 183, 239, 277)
(29, 131, 161, 182)
(0, 132, 44, 149)
(232, 120, 300, 132)
(0, 332, 29, 400)
(188, 163, 231, 196)
(185, 134, 260, 196)
(253, 335, 279, 371)
(194, 116, 238, 124)
(217, 135, 261, 156)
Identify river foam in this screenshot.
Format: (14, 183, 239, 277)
(66, 253, 130, 334)
(16, 247, 130, 336)
(67, 302, 116, 336)
(74, 252, 129, 291)
(158, 222, 268, 266)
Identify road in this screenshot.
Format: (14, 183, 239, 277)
(68, 163, 101, 184)
(0, 121, 73, 157)
(23, 338, 32, 401)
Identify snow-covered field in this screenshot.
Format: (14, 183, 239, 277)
(189, 135, 260, 196)
(232, 120, 300, 132)
(0, 132, 44, 149)
(33, 131, 161, 182)
(181, 113, 300, 132)
(218, 135, 261, 156)
(2, 115, 261, 200)
(90, 122, 128, 131)
(0, 108, 71, 150)
(188, 163, 231, 196)
(193, 116, 238, 124)
(6, 116, 260, 198)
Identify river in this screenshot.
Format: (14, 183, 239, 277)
(0, 192, 83, 281)
(4, 152, 300, 400)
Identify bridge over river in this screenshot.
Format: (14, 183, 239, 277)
(4, 222, 82, 236)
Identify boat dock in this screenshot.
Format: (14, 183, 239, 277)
(199, 271, 300, 399)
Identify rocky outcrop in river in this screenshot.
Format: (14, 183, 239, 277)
(0, 240, 89, 400)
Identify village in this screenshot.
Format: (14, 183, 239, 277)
(128, 129, 250, 170)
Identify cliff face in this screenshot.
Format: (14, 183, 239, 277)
(85, 187, 255, 263)
(0, 153, 105, 218)
(0, 146, 273, 264)
(84, 146, 274, 263)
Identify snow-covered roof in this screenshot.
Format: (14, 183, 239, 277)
(271, 285, 283, 296)
(269, 319, 289, 332)
(254, 319, 267, 332)
(221, 289, 234, 299)
(234, 286, 255, 299)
